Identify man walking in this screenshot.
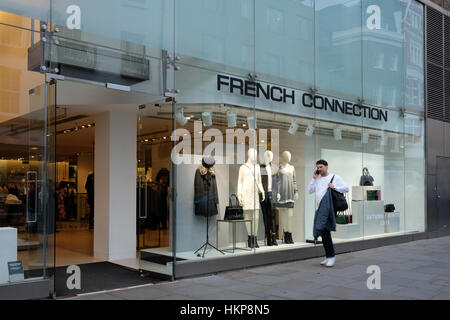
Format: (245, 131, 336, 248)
(308, 160, 349, 267)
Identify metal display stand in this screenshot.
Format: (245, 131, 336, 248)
(217, 219, 253, 253)
(194, 213, 225, 258)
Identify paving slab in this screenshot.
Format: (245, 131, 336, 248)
(64, 236, 450, 300)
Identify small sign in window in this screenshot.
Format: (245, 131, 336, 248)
(8, 261, 24, 283)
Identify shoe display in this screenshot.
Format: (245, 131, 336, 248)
(271, 234, 278, 246)
(283, 232, 289, 244)
(288, 232, 294, 244)
(253, 236, 259, 248)
(266, 233, 273, 246)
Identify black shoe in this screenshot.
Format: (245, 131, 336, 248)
(266, 233, 272, 246)
(284, 232, 289, 244)
(272, 234, 278, 246)
(248, 235, 252, 248)
(288, 232, 294, 244)
(253, 236, 259, 248)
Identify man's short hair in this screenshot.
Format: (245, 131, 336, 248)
(316, 159, 328, 166)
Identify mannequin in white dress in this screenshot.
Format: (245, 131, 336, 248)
(237, 148, 265, 248)
(276, 151, 298, 244)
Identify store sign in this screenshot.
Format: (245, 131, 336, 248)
(217, 74, 388, 123)
(7, 261, 24, 282)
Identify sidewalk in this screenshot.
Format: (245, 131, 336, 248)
(68, 236, 450, 300)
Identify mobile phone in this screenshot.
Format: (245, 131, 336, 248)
(315, 169, 320, 175)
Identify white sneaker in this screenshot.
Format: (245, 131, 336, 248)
(320, 258, 328, 265)
(325, 257, 335, 267)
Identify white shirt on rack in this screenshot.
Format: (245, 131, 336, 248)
(308, 173, 349, 208)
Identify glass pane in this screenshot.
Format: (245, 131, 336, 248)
(362, 112, 405, 239)
(175, 0, 254, 75)
(255, 0, 314, 88)
(137, 102, 173, 254)
(362, 0, 404, 109)
(0, 25, 54, 290)
(402, 0, 425, 112)
(404, 113, 425, 233)
(315, 0, 362, 101)
(51, 0, 174, 52)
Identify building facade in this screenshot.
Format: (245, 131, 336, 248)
(0, 0, 447, 299)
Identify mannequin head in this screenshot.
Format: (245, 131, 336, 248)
(280, 151, 291, 165)
(202, 156, 215, 168)
(247, 148, 257, 164)
(264, 150, 273, 165)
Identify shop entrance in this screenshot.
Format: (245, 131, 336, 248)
(50, 79, 170, 296)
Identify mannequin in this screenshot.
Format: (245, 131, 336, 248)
(194, 156, 219, 217)
(276, 151, 298, 244)
(260, 151, 278, 246)
(360, 167, 374, 186)
(237, 148, 265, 248)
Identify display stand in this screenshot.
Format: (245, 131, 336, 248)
(194, 214, 225, 258)
(217, 219, 253, 253)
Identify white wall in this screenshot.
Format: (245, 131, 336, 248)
(94, 111, 137, 261)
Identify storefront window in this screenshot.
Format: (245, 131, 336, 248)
(0, 0, 426, 283)
(315, 0, 362, 101)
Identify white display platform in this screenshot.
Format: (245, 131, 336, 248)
(335, 223, 362, 239)
(352, 200, 385, 236)
(0, 227, 17, 284)
(384, 211, 401, 233)
(352, 186, 382, 201)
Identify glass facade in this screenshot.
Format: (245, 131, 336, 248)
(0, 0, 425, 296)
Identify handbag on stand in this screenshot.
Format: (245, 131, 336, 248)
(224, 194, 244, 220)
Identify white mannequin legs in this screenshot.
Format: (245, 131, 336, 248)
(279, 208, 293, 233)
(244, 209, 259, 236)
(279, 208, 294, 243)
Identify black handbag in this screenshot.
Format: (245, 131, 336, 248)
(224, 194, 244, 220)
(384, 204, 395, 213)
(330, 175, 349, 212)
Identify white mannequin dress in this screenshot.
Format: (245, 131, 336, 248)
(237, 163, 264, 210)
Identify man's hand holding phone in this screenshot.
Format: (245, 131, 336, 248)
(313, 168, 319, 179)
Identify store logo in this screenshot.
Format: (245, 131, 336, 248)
(367, 265, 381, 290)
(218, 75, 295, 105)
(171, 121, 279, 165)
(302, 93, 388, 122)
(66, 265, 81, 290)
(66, 5, 81, 30)
(217, 74, 388, 122)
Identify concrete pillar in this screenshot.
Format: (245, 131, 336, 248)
(94, 111, 137, 261)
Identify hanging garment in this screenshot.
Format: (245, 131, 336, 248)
(313, 188, 336, 240)
(275, 164, 298, 208)
(194, 164, 219, 217)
